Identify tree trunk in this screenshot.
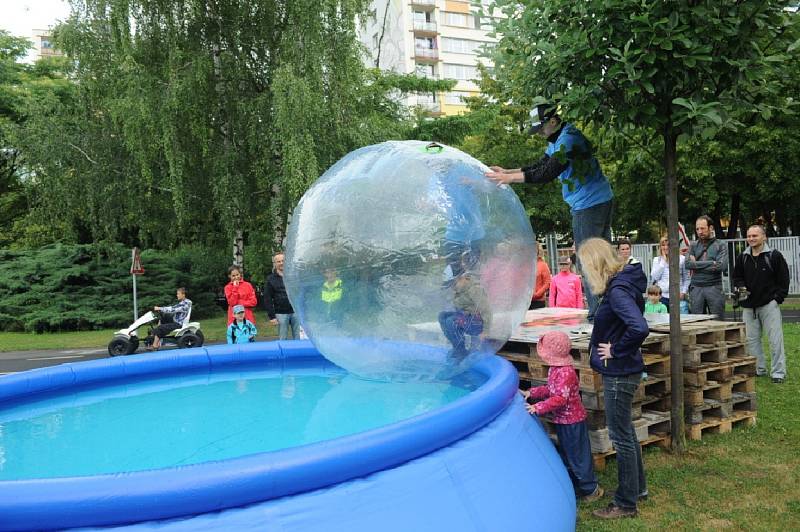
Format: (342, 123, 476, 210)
(664, 124, 686, 454)
(763, 207, 775, 236)
(727, 192, 741, 239)
(775, 205, 787, 236)
(233, 230, 244, 268)
(209, 3, 241, 267)
(739, 212, 748, 240)
(375, 0, 392, 68)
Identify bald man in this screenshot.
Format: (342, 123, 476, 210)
(732, 224, 790, 384)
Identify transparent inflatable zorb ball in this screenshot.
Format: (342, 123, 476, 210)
(284, 141, 535, 381)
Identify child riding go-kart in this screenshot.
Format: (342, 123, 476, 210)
(107, 310, 204, 356)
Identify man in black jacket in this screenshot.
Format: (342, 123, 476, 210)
(264, 252, 298, 339)
(732, 225, 790, 383)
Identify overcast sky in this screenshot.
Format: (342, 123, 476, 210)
(0, 0, 71, 38)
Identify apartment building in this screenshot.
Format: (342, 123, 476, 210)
(32, 29, 64, 60)
(359, 0, 498, 116)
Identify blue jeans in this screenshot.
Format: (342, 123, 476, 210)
(603, 373, 647, 509)
(555, 421, 598, 496)
(438, 310, 484, 359)
(572, 200, 613, 319)
(276, 313, 299, 340)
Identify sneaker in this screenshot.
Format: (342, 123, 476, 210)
(592, 503, 638, 519)
(580, 486, 604, 503)
(772, 377, 785, 384)
(609, 489, 648, 502)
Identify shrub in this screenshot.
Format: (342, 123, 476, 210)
(0, 243, 233, 332)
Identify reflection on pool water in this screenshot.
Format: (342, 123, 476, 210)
(0, 366, 483, 480)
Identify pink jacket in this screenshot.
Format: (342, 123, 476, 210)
(529, 366, 586, 424)
(548, 271, 584, 309)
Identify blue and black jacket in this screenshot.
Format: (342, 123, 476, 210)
(590, 264, 648, 376)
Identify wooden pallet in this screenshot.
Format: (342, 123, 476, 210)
(686, 410, 756, 440)
(731, 376, 756, 393)
(641, 394, 671, 411)
(684, 345, 729, 366)
(592, 433, 671, 471)
(731, 391, 758, 413)
(586, 410, 670, 453)
(728, 356, 757, 378)
(650, 320, 746, 347)
(641, 333, 672, 355)
(684, 361, 733, 387)
(639, 410, 672, 437)
(718, 323, 747, 345)
(635, 374, 671, 402)
(685, 398, 733, 424)
(521, 352, 671, 395)
(684, 381, 733, 406)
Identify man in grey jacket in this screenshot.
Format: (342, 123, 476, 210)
(686, 215, 728, 318)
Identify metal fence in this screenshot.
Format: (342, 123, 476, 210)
(542, 235, 800, 295)
(631, 237, 800, 295)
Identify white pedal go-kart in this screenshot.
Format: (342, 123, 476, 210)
(107, 310, 204, 356)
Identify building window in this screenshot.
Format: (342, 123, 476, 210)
(443, 12, 474, 28)
(444, 91, 472, 105)
(441, 37, 480, 55)
(41, 39, 53, 49)
(413, 11, 432, 23)
(416, 64, 436, 78)
(415, 37, 435, 50)
(442, 63, 478, 81)
(372, 33, 380, 49)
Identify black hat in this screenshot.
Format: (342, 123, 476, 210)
(527, 103, 558, 135)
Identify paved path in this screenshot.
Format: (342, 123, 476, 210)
(0, 347, 109, 375)
(0, 342, 225, 376)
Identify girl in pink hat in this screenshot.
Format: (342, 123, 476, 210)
(522, 330, 602, 502)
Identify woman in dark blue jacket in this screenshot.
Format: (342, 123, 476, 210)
(578, 238, 649, 520)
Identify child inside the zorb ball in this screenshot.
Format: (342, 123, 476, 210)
(438, 272, 492, 362)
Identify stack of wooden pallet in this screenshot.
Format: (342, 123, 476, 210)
(650, 320, 758, 441)
(498, 315, 759, 468)
(499, 333, 673, 470)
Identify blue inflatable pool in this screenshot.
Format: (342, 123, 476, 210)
(0, 341, 576, 531)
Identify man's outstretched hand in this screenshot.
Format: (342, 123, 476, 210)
(485, 166, 522, 185)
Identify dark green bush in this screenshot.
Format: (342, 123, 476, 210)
(0, 243, 232, 332)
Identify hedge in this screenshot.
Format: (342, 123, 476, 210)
(0, 244, 234, 332)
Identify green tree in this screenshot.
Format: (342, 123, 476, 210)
(16, 0, 449, 281)
(490, 0, 799, 451)
(0, 30, 76, 248)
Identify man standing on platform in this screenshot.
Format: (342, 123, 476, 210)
(686, 215, 728, 318)
(485, 102, 613, 320)
(732, 225, 789, 384)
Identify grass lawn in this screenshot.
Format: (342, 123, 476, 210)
(577, 323, 800, 530)
(0, 310, 279, 352)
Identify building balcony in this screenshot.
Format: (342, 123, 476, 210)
(417, 101, 442, 114)
(414, 47, 439, 61)
(410, 0, 436, 9)
(413, 21, 438, 34)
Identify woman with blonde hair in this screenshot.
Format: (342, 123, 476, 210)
(650, 236, 689, 313)
(578, 238, 649, 520)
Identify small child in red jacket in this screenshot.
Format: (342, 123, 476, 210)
(522, 330, 602, 502)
